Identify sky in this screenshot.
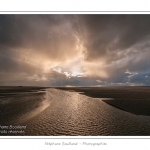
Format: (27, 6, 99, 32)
(0, 14, 150, 86)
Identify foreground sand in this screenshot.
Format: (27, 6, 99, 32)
(1, 87, 150, 136)
(25, 89, 150, 135)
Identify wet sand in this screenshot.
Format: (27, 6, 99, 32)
(0, 86, 49, 125)
(1, 86, 150, 136)
(58, 86, 150, 116)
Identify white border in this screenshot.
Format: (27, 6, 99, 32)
(1, 8, 150, 149)
(0, 0, 150, 11)
(0, 12, 150, 14)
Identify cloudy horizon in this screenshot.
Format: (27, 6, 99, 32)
(0, 14, 150, 86)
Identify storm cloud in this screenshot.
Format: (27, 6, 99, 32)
(0, 14, 150, 86)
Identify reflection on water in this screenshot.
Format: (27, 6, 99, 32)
(1, 88, 150, 135)
(25, 89, 150, 136)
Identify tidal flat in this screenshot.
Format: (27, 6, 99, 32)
(1, 86, 150, 136)
(58, 86, 150, 116)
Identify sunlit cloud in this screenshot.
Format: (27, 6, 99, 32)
(52, 68, 62, 73)
(64, 72, 71, 77)
(71, 71, 84, 77)
(0, 15, 150, 86)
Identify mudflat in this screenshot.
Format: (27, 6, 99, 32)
(1, 86, 150, 136)
(0, 86, 48, 125)
(58, 86, 150, 116)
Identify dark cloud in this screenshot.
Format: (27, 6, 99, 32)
(78, 15, 150, 62)
(0, 14, 150, 86)
(0, 15, 79, 62)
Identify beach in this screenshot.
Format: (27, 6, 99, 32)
(1, 86, 150, 135)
